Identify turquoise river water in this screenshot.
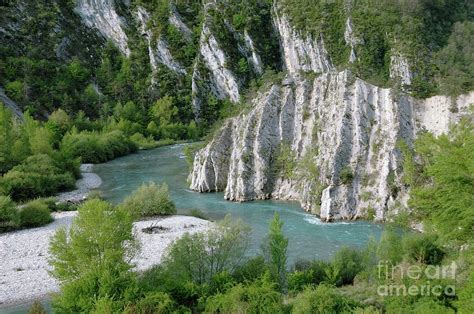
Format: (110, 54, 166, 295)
(1, 144, 383, 314)
(94, 144, 384, 262)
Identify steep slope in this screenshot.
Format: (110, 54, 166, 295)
(190, 6, 474, 221)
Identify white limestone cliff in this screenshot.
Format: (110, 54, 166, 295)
(189, 11, 473, 222)
(273, 10, 333, 74)
(75, 0, 130, 56)
(389, 51, 412, 86)
(136, 7, 186, 76)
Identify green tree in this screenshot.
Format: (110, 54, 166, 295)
(49, 199, 137, 312)
(263, 212, 289, 291)
(436, 21, 474, 96)
(205, 273, 283, 313)
(122, 182, 176, 218)
(0, 195, 19, 231)
(163, 215, 251, 285)
(409, 118, 474, 241)
(149, 96, 178, 127)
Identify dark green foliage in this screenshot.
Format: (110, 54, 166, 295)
(409, 118, 474, 241)
(122, 182, 176, 218)
(262, 212, 289, 291)
(49, 199, 137, 313)
(232, 256, 269, 283)
(339, 167, 354, 185)
(330, 247, 364, 286)
(205, 274, 283, 313)
(403, 234, 444, 265)
(291, 284, 360, 313)
(19, 199, 52, 228)
(61, 130, 138, 164)
(435, 21, 474, 96)
(0, 195, 19, 231)
(0, 154, 75, 201)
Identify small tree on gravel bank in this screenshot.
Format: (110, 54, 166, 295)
(49, 199, 138, 313)
(122, 182, 176, 218)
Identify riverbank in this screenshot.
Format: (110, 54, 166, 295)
(0, 213, 212, 308)
(56, 164, 102, 203)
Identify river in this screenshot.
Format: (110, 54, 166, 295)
(0, 144, 383, 314)
(94, 144, 383, 262)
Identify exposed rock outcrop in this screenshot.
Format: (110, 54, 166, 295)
(0, 87, 23, 119)
(75, 0, 130, 56)
(136, 7, 186, 75)
(389, 51, 412, 86)
(273, 10, 333, 74)
(190, 11, 473, 222)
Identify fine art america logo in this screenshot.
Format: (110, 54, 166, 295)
(377, 261, 457, 297)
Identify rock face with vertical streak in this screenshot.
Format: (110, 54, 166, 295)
(75, 0, 130, 56)
(190, 11, 473, 222)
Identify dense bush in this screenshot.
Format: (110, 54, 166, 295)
(291, 284, 360, 313)
(61, 130, 138, 164)
(0, 195, 19, 231)
(205, 275, 283, 313)
(49, 199, 136, 313)
(122, 182, 176, 218)
(19, 199, 52, 228)
(0, 154, 75, 201)
(128, 292, 176, 314)
(403, 234, 444, 265)
(163, 216, 251, 285)
(232, 256, 269, 283)
(330, 247, 364, 286)
(409, 119, 474, 241)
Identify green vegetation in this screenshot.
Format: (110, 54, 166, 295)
(0, 195, 19, 231)
(408, 118, 474, 242)
(45, 187, 474, 314)
(263, 212, 289, 291)
(49, 199, 136, 313)
(273, 142, 297, 179)
(19, 199, 53, 228)
(122, 182, 176, 218)
(280, 0, 474, 97)
(0, 154, 76, 201)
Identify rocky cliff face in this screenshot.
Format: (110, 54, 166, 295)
(190, 10, 473, 221)
(75, 0, 130, 56)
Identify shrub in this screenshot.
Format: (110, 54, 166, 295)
(262, 212, 288, 291)
(0, 154, 75, 201)
(340, 167, 354, 185)
(403, 234, 444, 265)
(288, 270, 315, 293)
(232, 256, 268, 283)
(0, 195, 19, 231)
(188, 209, 208, 220)
(129, 132, 157, 150)
(130, 292, 176, 314)
(29, 300, 47, 314)
(61, 130, 138, 164)
(122, 182, 176, 218)
(330, 247, 364, 286)
(291, 284, 360, 314)
(163, 216, 251, 285)
(50, 199, 137, 313)
(205, 274, 283, 313)
(19, 199, 53, 228)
